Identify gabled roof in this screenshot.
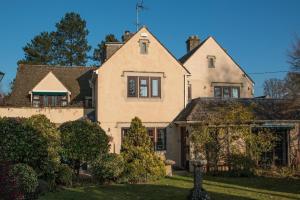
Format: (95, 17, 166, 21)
(6, 65, 96, 107)
(31, 71, 70, 93)
(179, 37, 209, 64)
(99, 26, 190, 74)
(179, 36, 254, 83)
(174, 98, 300, 122)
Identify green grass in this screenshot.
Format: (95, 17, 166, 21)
(40, 172, 300, 200)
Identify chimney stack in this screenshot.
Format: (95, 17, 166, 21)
(122, 30, 134, 42)
(186, 35, 200, 52)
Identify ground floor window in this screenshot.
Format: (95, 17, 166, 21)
(121, 127, 167, 151)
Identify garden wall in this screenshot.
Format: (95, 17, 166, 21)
(0, 106, 94, 124)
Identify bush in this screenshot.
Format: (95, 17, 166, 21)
(121, 117, 165, 183)
(60, 120, 110, 175)
(56, 164, 73, 186)
(91, 153, 124, 183)
(0, 115, 60, 181)
(8, 164, 38, 194)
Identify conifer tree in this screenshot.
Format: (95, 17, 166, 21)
(121, 117, 165, 183)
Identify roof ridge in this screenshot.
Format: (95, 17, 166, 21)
(19, 64, 97, 69)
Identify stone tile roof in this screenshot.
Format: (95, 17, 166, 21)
(5, 64, 96, 107)
(174, 97, 300, 122)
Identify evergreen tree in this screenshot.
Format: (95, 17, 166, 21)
(121, 117, 165, 183)
(18, 32, 54, 65)
(93, 34, 119, 65)
(53, 12, 91, 66)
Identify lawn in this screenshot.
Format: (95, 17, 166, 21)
(40, 171, 300, 200)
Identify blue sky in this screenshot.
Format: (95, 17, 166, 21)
(0, 0, 299, 95)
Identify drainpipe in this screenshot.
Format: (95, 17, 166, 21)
(184, 75, 186, 108)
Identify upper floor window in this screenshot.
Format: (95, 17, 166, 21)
(139, 39, 149, 54)
(207, 55, 216, 68)
(214, 86, 240, 98)
(127, 76, 161, 98)
(32, 93, 68, 107)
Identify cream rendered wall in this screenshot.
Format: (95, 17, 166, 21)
(0, 107, 94, 124)
(183, 37, 254, 99)
(96, 27, 189, 154)
(32, 72, 69, 93)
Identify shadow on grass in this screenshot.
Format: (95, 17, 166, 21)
(40, 184, 255, 200)
(204, 175, 300, 195)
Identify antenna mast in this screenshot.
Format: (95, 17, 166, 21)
(136, 0, 145, 31)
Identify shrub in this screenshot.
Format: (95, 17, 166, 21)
(8, 164, 38, 194)
(56, 164, 73, 186)
(0, 115, 60, 181)
(60, 120, 110, 175)
(91, 153, 124, 183)
(227, 154, 255, 177)
(121, 117, 165, 183)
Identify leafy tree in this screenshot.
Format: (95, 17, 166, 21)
(121, 117, 165, 183)
(18, 32, 54, 65)
(59, 120, 110, 175)
(93, 34, 119, 65)
(52, 12, 91, 66)
(263, 78, 287, 98)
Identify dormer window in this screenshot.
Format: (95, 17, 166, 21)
(31, 92, 69, 107)
(207, 55, 216, 68)
(139, 39, 149, 54)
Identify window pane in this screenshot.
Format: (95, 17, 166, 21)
(156, 128, 166, 151)
(139, 77, 148, 97)
(32, 100, 40, 107)
(51, 96, 57, 106)
(140, 86, 148, 97)
(152, 79, 158, 96)
(43, 96, 48, 106)
(223, 87, 230, 98)
(121, 128, 129, 141)
(140, 42, 148, 54)
(232, 88, 239, 98)
(208, 57, 215, 68)
(128, 77, 137, 97)
(214, 87, 221, 97)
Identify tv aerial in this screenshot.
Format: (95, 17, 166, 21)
(136, 0, 148, 31)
